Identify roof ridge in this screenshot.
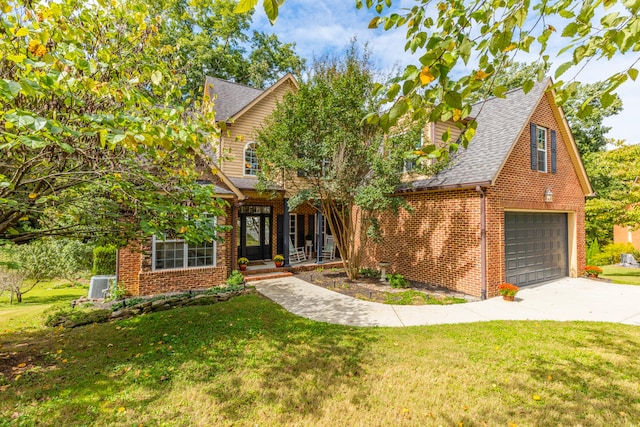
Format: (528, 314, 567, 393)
(205, 76, 264, 92)
(470, 76, 549, 107)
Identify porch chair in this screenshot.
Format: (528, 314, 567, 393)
(288, 237, 306, 263)
(322, 235, 336, 260)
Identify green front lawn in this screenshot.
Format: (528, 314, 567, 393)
(600, 265, 640, 285)
(0, 280, 88, 332)
(1, 294, 639, 426)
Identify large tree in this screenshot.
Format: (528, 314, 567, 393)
(256, 44, 433, 279)
(0, 0, 227, 245)
(584, 143, 640, 244)
(150, 0, 305, 94)
(240, 0, 639, 160)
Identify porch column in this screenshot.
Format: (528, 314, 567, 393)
(283, 198, 291, 267)
(316, 211, 323, 264)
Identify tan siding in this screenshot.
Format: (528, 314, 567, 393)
(221, 83, 293, 178)
(433, 120, 463, 146)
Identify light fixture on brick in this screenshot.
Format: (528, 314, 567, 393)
(544, 187, 553, 203)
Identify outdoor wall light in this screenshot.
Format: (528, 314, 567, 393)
(544, 187, 554, 203)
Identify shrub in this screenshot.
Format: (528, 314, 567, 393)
(359, 267, 381, 279)
(590, 242, 636, 266)
(93, 245, 116, 275)
(386, 273, 409, 288)
(586, 239, 600, 265)
(226, 270, 245, 287)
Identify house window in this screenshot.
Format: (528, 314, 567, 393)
(536, 127, 547, 173)
(244, 142, 259, 176)
(153, 216, 217, 270)
(403, 134, 424, 173)
(289, 213, 297, 247)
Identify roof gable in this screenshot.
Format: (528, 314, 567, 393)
(204, 77, 264, 122)
(405, 78, 592, 195)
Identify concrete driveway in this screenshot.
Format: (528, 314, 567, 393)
(253, 276, 640, 327)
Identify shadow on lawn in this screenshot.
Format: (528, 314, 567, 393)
(0, 294, 377, 426)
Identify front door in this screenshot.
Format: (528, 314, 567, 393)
(238, 206, 272, 260)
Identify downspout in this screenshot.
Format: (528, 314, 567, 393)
(475, 186, 487, 300)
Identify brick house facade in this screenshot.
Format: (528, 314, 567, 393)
(360, 78, 592, 298)
(118, 76, 592, 298)
(117, 74, 325, 296)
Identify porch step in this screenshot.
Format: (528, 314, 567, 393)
(244, 272, 294, 282)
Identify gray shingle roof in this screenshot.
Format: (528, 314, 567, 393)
(406, 78, 549, 190)
(204, 76, 264, 121)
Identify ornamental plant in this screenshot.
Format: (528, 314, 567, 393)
(274, 255, 285, 262)
(585, 265, 603, 276)
(237, 257, 250, 265)
(498, 283, 519, 297)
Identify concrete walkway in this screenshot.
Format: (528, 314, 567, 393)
(253, 276, 640, 327)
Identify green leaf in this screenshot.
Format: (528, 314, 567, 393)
(263, 0, 280, 23)
(628, 68, 638, 81)
(368, 17, 380, 29)
(522, 79, 534, 94)
(443, 91, 462, 109)
(32, 117, 47, 131)
(555, 61, 573, 79)
(151, 70, 162, 85)
(234, 0, 258, 14)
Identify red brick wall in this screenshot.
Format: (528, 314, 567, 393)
(117, 205, 233, 296)
(360, 92, 587, 298)
(487, 92, 587, 295)
(360, 189, 482, 296)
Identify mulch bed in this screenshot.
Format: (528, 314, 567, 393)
(294, 268, 478, 305)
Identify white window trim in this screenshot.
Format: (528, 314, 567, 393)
(289, 213, 297, 247)
(537, 126, 548, 173)
(152, 217, 217, 271)
(403, 133, 424, 173)
(243, 141, 259, 176)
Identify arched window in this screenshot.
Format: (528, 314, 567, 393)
(244, 142, 259, 176)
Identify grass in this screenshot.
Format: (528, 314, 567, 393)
(1, 294, 639, 426)
(600, 265, 640, 285)
(0, 280, 87, 332)
(383, 290, 467, 305)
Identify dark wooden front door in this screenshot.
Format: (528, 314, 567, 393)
(238, 207, 272, 260)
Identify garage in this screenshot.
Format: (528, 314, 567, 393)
(505, 212, 568, 286)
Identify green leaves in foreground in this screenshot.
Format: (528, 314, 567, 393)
(0, 0, 227, 245)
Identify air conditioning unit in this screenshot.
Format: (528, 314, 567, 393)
(88, 275, 116, 299)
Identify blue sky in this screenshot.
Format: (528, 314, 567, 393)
(251, 1, 640, 145)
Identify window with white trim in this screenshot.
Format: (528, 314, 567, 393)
(289, 213, 297, 247)
(403, 133, 424, 173)
(244, 142, 259, 176)
(536, 127, 547, 173)
(153, 216, 217, 270)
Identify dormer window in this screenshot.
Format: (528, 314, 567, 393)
(244, 142, 259, 176)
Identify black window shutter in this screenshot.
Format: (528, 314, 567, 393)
(550, 129, 557, 174)
(276, 215, 283, 255)
(307, 215, 315, 244)
(530, 123, 537, 171)
(297, 215, 305, 248)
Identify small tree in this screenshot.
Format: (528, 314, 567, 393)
(257, 43, 437, 279)
(0, 266, 27, 304)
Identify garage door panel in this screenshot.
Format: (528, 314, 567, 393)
(505, 212, 568, 287)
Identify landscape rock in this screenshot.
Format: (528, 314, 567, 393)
(620, 253, 639, 268)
